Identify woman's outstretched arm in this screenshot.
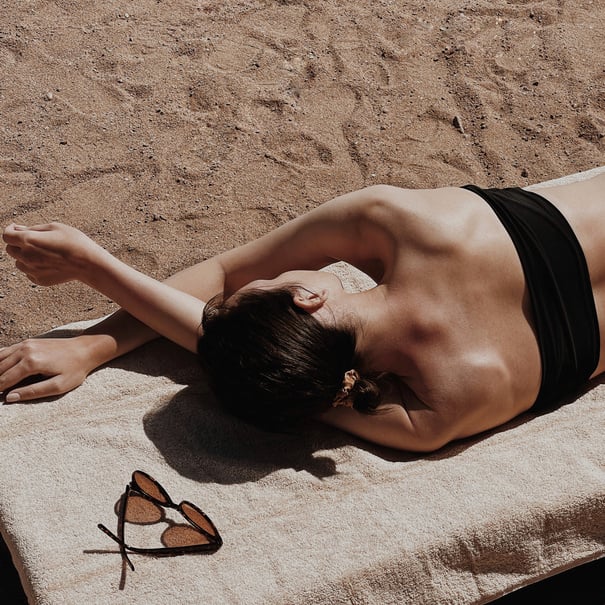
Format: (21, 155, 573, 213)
(3, 223, 210, 351)
(1, 222, 228, 402)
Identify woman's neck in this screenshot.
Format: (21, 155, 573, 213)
(344, 286, 413, 377)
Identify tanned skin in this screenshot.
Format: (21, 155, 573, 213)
(2, 173, 604, 451)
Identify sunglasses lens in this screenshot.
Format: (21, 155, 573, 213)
(181, 502, 219, 537)
(162, 524, 212, 548)
(125, 493, 163, 524)
(132, 471, 170, 505)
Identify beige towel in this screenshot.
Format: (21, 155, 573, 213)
(1, 168, 604, 604)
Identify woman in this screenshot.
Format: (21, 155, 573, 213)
(2, 175, 604, 451)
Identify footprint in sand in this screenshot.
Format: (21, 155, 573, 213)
(262, 130, 334, 173)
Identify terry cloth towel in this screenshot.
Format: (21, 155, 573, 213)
(0, 167, 604, 604)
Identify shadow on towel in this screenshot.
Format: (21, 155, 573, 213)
(141, 384, 449, 483)
(141, 383, 539, 484)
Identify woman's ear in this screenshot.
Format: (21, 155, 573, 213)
(291, 287, 328, 312)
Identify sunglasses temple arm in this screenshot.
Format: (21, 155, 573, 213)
(97, 524, 135, 572)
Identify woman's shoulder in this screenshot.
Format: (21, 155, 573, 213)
(216, 184, 480, 293)
(352, 184, 481, 230)
(352, 185, 488, 262)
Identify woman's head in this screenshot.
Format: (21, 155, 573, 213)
(198, 283, 381, 431)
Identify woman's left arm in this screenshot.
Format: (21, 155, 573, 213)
(3, 223, 206, 352)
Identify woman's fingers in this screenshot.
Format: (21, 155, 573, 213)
(0, 361, 31, 398)
(0, 346, 20, 378)
(6, 248, 51, 283)
(10, 377, 67, 402)
(3, 223, 61, 253)
(0, 348, 65, 403)
(2, 223, 29, 245)
(0, 338, 93, 404)
(0, 352, 37, 393)
(4, 376, 68, 403)
(4, 244, 21, 259)
(3, 223, 52, 238)
(0, 341, 47, 395)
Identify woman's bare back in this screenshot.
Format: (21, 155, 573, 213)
(325, 176, 605, 444)
(338, 186, 541, 439)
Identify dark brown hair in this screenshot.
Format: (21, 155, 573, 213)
(197, 287, 381, 431)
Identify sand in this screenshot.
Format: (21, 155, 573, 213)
(1, 0, 604, 346)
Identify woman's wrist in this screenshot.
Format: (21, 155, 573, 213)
(78, 244, 122, 290)
(66, 332, 119, 373)
(82, 310, 159, 366)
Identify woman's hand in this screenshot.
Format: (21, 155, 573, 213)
(2, 222, 104, 286)
(0, 336, 104, 403)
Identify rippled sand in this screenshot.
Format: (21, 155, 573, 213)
(1, 0, 604, 344)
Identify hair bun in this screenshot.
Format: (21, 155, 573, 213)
(349, 375, 381, 413)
